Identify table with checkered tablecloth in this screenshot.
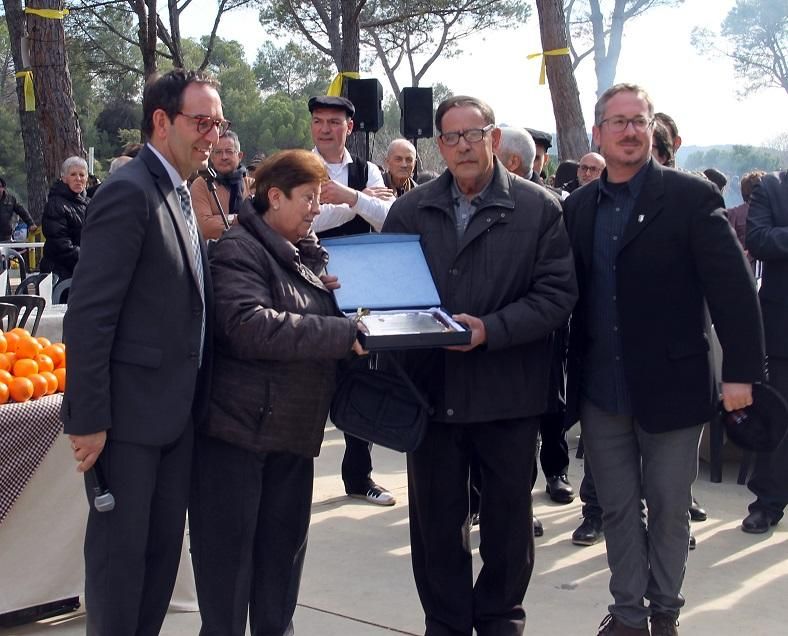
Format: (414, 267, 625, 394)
(0, 394, 198, 616)
(0, 394, 63, 525)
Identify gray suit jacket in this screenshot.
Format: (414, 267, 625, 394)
(62, 145, 213, 445)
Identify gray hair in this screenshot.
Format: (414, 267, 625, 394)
(61, 156, 88, 176)
(435, 95, 495, 133)
(220, 129, 241, 152)
(109, 155, 133, 175)
(594, 83, 655, 126)
(498, 127, 536, 175)
(386, 138, 416, 158)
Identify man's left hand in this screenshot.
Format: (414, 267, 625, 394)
(721, 382, 753, 412)
(69, 430, 107, 473)
(320, 180, 359, 206)
(363, 186, 395, 202)
(446, 313, 486, 352)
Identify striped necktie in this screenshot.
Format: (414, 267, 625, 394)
(175, 184, 205, 360)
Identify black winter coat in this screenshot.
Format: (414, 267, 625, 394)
(41, 180, 88, 279)
(203, 200, 358, 457)
(382, 160, 578, 424)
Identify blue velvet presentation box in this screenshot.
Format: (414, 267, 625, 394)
(321, 233, 471, 351)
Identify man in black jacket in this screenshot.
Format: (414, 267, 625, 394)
(0, 177, 37, 240)
(564, 83, 764, 636)
(384, 95, 577, 636)
(743, 169, 788, 533)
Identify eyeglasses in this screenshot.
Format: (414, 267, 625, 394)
(579, 164, 603, 173)
(439, 124, 495, 146)
(211, 148, 239, 157)
(177, 112, 231, 136)
(599, 116, 653, 133)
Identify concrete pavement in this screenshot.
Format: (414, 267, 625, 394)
(4, 422, 787, 635)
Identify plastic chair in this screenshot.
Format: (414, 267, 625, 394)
(0, 302, 19, 332)
(0, 247, 28, 289)
(51, 278, 72, 305)
(15, 272, 54, 296)
(0, 295, 45, 335)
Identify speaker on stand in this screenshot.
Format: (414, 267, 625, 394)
(400, 86, 434, 179)
(346, 78, 384, 162)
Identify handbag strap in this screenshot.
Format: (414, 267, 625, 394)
(370, 352, 433, 415)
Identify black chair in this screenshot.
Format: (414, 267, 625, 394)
(0, 295, 45, 335)
(51, 277, 72, 305)
(0, 247, 29, 292)
(0, 302, 19, 332)
(15, 272, 54, 296)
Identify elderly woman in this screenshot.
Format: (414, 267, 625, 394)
(189, 149, 362, 635)
(41, 156, 89, 280)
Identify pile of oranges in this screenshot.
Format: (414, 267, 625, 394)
(0, 328, 66, 404)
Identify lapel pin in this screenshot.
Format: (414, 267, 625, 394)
(637, 214, 645, 223)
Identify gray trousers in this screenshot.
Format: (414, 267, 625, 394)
(581, 400, 702, 629)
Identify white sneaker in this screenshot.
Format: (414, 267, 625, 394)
(349, 483, 396, 506)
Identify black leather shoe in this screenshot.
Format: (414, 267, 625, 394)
(689, 534, 696, 550)
(533, 516, 544, 537)
(689, 497, 707, 522)
(742, 509, 779, 534)
(545, 474, 575, 503)
(571, 516, 603, 546)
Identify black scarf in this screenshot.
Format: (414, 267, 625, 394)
(215, 165, 247, 215)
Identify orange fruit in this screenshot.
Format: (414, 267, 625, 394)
(53, 367, 66, 392)
(4, 332, 21, 353)
(43, 344, 65, 368)
(0, 353, 11, 372)
(9, 327, 30, 338)
(29, 373, 48, 399)
(34, 353, 55, 373)
(0, 382, 8, 404)
(0, 369, 13, 385)
(5, 352, 16, 367)
(0, 332, 6, 353)
(9, 376, 34, 402)
(15, 336, 42, 360)
(36, 337, 52, 348)
(40, 371, 58, 394)
(13, 358, 38, 377)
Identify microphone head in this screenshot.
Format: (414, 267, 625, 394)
(94, 492, 116, 512)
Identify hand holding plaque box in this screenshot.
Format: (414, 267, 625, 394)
(322, 234, 471, 351)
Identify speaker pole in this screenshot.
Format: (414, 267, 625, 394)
(364, 131, 371, 163)
(412, 137, 421, 179)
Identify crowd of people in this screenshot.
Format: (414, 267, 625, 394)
(43, 67, 787, 636)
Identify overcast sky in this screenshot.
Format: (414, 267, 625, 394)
(181, 0, 786, 147)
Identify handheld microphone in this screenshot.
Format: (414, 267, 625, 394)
(86, 461, 115, 512)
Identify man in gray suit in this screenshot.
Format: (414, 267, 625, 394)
(62, 69, 219, 635)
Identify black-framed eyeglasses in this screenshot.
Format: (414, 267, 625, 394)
(177, 112, 231, 136)
(439, 124, 495, 146)
(579, 164, 603, 173)
(599, 116, 653, 133)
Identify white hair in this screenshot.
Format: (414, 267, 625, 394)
(497, 127, 536, 175)
(61, 155, 88, 176)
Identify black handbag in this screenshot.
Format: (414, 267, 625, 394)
(330, 353, 431, 453)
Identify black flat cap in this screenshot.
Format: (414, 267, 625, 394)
(526, 128, 553, 150)
(308, 96, 355, 117)
(722, 383, 788, 452)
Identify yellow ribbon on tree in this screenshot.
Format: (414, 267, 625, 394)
(15, 71, 35, 111)
(326, 71, 360, 97)
(24, 8, 70, 19)
(527, 47, 570, 85)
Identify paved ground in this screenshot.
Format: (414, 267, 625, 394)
(3, 423, 786, 635)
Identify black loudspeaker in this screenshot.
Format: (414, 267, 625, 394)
(346, 78, 384, 132)
(400, 87, 433, 139)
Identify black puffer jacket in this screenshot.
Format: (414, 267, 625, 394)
(41, 180, 88, 279)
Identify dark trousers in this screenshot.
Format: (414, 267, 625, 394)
(189, 435, 313, 636)
(748, 356, 788, 519)
(408, 417, 540, 636)
(579, 451, 603, 520)
(341, 433, 373, 492)
(536, 411, 570, 480)
(84, 426, 193, 636)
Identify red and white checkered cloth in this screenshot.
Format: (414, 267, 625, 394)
(0, 394, 63, 524)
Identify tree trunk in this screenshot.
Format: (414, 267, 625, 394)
(26, 0, 84, 185)
(535, 0, 589, 161)
(2, 0, 48, 223)
(340, 0, 361, 72)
